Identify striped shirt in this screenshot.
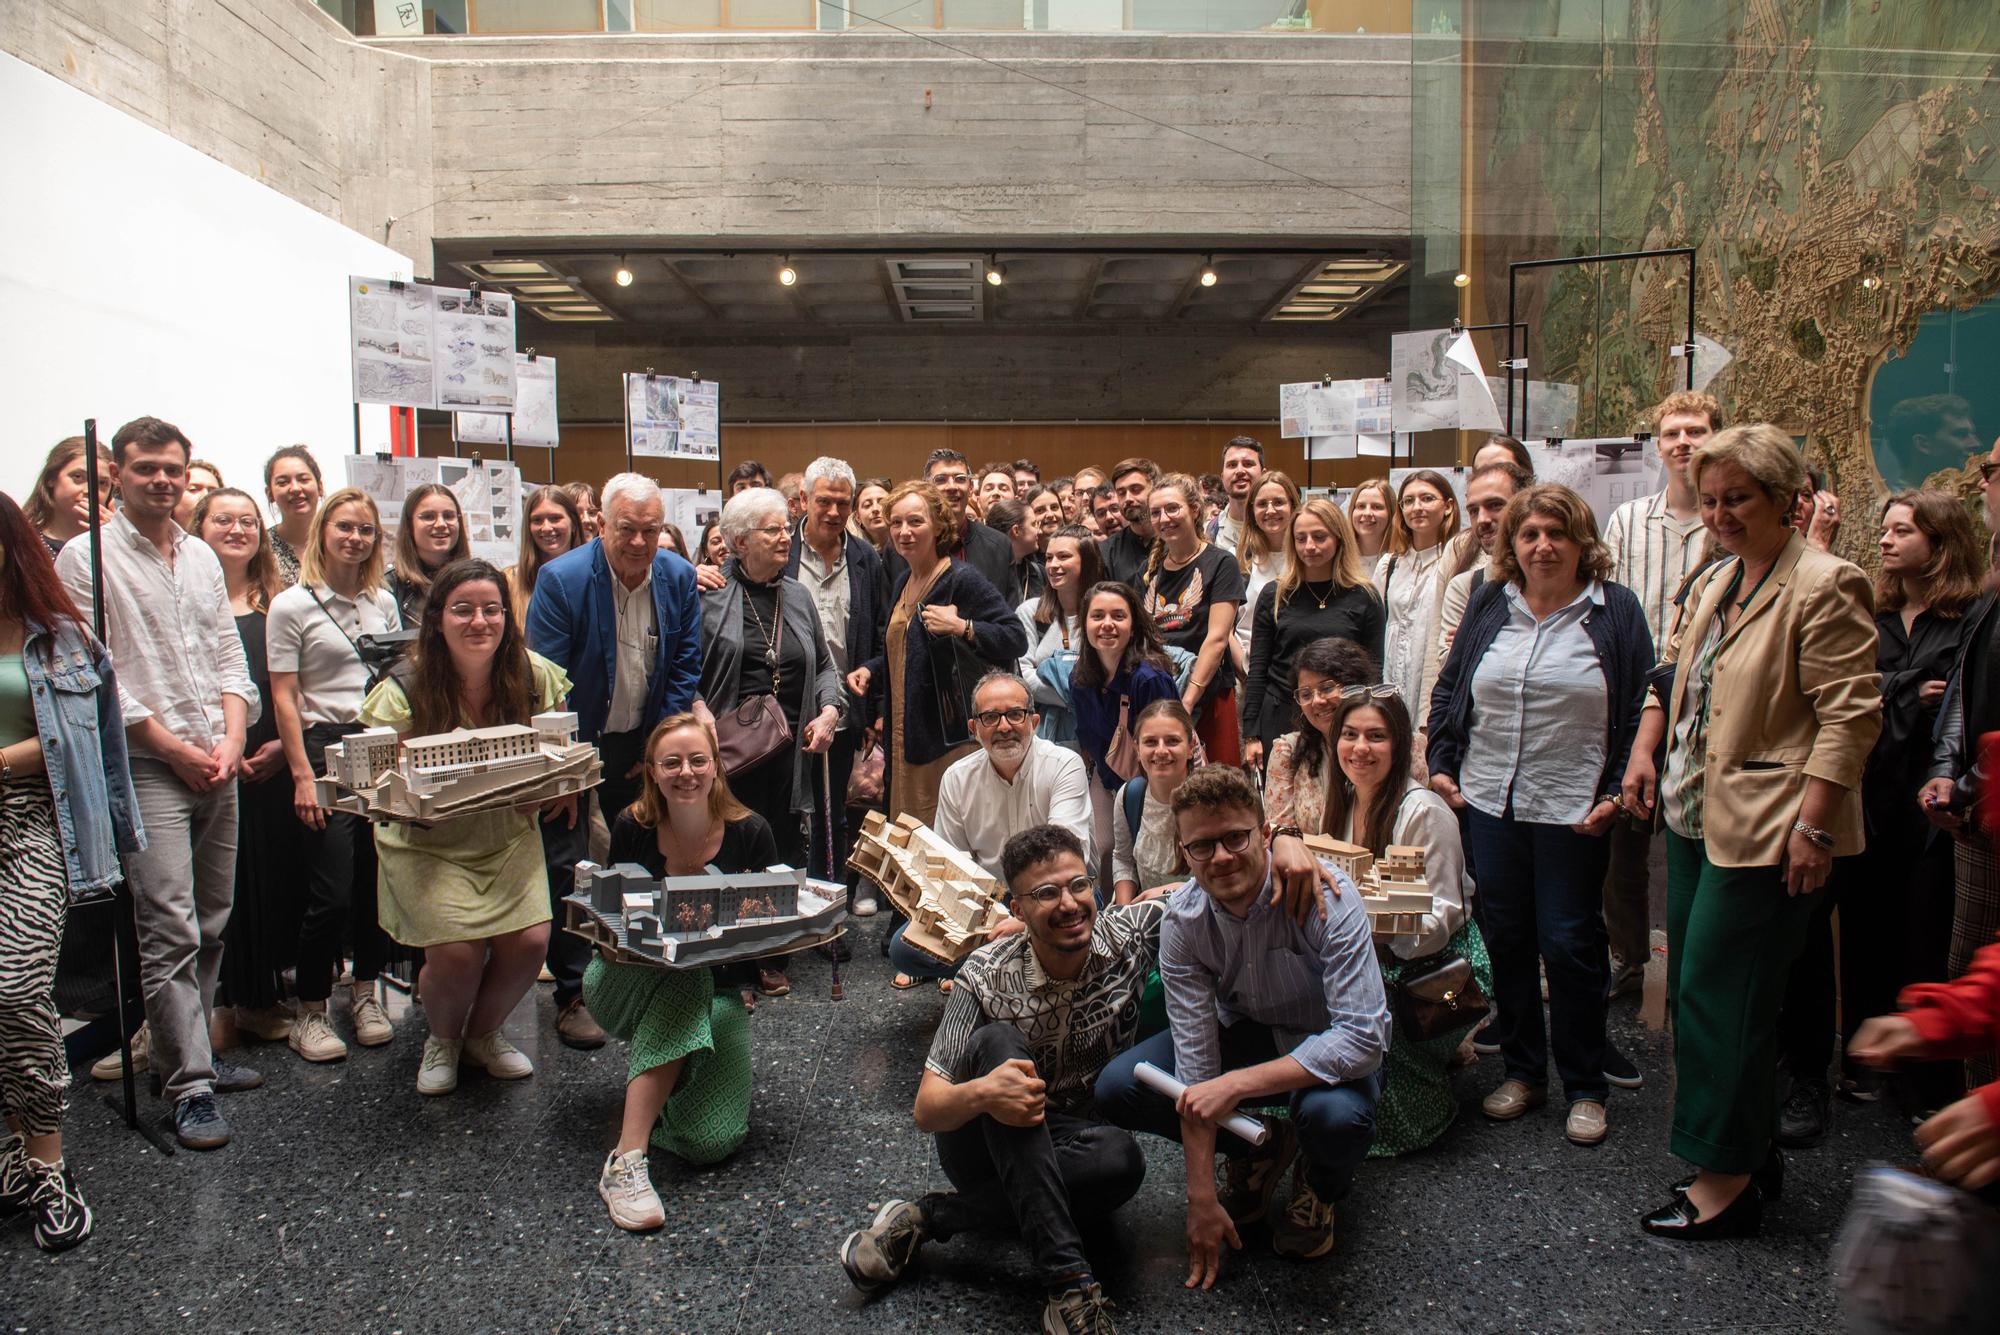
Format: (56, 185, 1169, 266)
(1603, 489, 1707, 645)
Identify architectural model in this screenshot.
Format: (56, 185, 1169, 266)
(315, 711, 601, 823)
(1300, 834, 1434, 937)
(562, 860, 847, 968)
(847, 811, 1009, 964)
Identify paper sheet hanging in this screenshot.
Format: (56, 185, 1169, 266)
(628, 374, 721, 461)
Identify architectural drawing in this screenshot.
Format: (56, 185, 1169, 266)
(1391, 327, 1463, 432)
(848, 811, 1009, 964)
(563, 860, 847, 968)
(315, 710, 600, 823)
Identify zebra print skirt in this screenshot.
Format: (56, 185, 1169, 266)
(0, 776, 71, 1132)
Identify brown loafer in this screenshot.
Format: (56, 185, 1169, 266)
(1565, 1099, 1608, 1146)
(1481, 1079, 1548, 1121)
(556, 997, 607, 1050)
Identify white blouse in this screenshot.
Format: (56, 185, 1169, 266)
(1337, 781, 1472, 960)
(1234, 551, 1284, 664)
(1112, 782, 1182, 893)
(1374, 544, 1447, 710)
(1016, 599, 1081, 715)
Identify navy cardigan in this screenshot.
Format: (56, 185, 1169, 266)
(859, 559, 1027, 767)
(1425, 577, 1655, 806)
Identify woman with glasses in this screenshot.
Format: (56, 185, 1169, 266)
(693, 488, 842, 1002)
(1428, 484, 1652, 1150)
(508, 485, 583, 623)
(386, 483, 471, 625)
(585, 714, 771, 1234)
(359, 559, 574, 1097)
(1018, 525, 1103, 747)
(263, 446, 324, 589)
(1241, 497, 1384, 773)
(266, 489, 402, 1062)
(1141, 473, 1246, 766)
(1263, 636, 1383, 835)
(1375, 471, 1460, 712)
(1109, 700, 1198, 905)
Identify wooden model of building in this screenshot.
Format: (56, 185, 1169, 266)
(847, 811, 1009, 964)
(564, 860, 847, 967)
(1300, 834, 1435, 936)
(316, 711, 601, 823)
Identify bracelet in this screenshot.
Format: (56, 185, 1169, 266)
(1270, 824, 1305, 842)
(1792, 819, 1835, 851)
(961, 621, 975, 642)
(0, 746, 11, 783)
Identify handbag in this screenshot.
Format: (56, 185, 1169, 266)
(1388, 951, 1489, 1042)
(715, 589, 794, 773)
(1103, 693, 1140, 782)
(1834, 1163, 2000, 1334)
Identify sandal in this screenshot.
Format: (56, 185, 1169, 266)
(891, 973, 921, 991)
(937, 979, 953, 996)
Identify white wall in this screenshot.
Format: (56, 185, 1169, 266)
(0, 52, 411, 510)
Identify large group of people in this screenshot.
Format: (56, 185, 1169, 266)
(2, 395, 1997, 1335)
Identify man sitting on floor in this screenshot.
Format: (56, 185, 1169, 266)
(1096, 764, 1389, 1285)
(841, 824, 1161, 1335)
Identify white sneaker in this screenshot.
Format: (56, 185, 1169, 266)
(350, 986, 393, 1048)
(597, 1148, 665, 1232)
(417, 1036, 462, 1095)
(289, 1006, 348, 1063)
(463, 1032, 534, 1080)
(91, 1022, 148, 1081)
(851, 891, 879, 918)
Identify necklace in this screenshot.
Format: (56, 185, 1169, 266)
(740, 579, 780, 671)
(1300, 577, 1335, 610)
(1163, 540, 1206, 573)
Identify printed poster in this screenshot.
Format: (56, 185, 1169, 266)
(349, 276, 517, 412)
(343, 454, 521, 566)
(1390, 328, 1463, 432)
(456, 356, 558, 448)
(627, 374, 721, 461)
(1527, 438, 1663, 528)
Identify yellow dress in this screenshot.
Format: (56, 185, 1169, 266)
(358, 653, 571, 948)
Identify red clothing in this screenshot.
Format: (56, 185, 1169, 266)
(1900, 934, 2000, 1124)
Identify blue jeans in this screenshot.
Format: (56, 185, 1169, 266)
(1095, 1026, 1381, 1201)
(888, 921, 963, 982)
(1465, 806, 1612, 1103)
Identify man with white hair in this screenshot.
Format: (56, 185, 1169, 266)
(785, 456, 889, 916)
(527, 471, 703, 1046)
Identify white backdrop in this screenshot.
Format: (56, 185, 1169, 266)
(0, 52, 411, 509)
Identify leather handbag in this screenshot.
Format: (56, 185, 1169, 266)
(1388, 952, 1488, 1042)
(715, 592, 794, 773)
(1103, 693, 1140, 782)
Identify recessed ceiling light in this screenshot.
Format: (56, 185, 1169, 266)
(777, 258, 798, 287)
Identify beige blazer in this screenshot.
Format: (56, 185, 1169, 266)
(1654, 531, 1881, 867)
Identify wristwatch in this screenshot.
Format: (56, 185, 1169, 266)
(1792, 819, 1835, 852)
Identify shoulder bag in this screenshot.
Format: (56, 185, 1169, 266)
(1103, 693, 1140, 782)
(1388, 950, 1489, 1042)
(715, 588, 793, 773)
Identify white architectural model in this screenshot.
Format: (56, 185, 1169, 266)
(848, 811, 1009, 964)
(563, 860, 847, 968)
(1301, 834, 1435, 936)
(316, 711, 601, 822)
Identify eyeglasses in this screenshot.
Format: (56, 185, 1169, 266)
(1981, 461, 2000, 483)
(329, 521, 378, 538)
(1180, 827, 1259, 863)
(930, 472, 970, 486)
(1016, 874, 1093, 906)
(1338, 682, 1401, 703)
(971, 707, 1032, 728)
(445, 602, 506, 622)
(205, 516, 261, 532)
(651, 754, 713, 774)
(753, 524, 790, 539)
(1293, 681, 1342, 706)
(614, 523, 663, 542)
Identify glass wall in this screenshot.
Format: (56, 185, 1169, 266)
(322, 0, 1411, 32)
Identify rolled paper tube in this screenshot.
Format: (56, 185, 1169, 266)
(1132, 1061, 1271, 1147)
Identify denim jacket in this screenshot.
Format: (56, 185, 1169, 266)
(20, 617, 146, 893)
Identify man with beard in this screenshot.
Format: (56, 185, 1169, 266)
(1087, 485, 1123, 539)
(1433, 460, 1528, 665)
(1207, 437, 1264, 555)
(1098, 457, 1159, 587)
(840, 824, 1160, 1335)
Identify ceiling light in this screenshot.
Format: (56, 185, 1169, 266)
(1453, 271, 1471, 288)
(777, 258, 798, 287)
(984, 258, 1006, 287)
(1199, 257, 1218, 287)
(615, 256, 634, 287)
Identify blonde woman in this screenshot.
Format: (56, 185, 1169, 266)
(1347, 478, 1393, 575)
(1140, 473, 1245, 766)
(1234, 470, 1299, 670)
(1374, 471, 1460, 712)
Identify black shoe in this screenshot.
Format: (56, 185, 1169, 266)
(1603, 1045, 1644, 1090)
(25, 1158, 93, 1253)
(1675, 1146, 1783, 1202)
(1776, 1079, 1830, 1148)
(213, 1057, 265, 1093)
(0, 1135, 32, 1217)
(1642, 1180, 1762, 1239)
(172, 1093, 232, 1151)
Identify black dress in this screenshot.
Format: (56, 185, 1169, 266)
(220, 609, 300, 1012)
(1240, 580, 1387, 752)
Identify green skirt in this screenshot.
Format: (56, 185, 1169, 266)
(583, 957, 752, 1165)
(1368, 920, 1493, 1158)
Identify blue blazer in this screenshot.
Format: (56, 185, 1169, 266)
(785, 526, 889, 732)
(526, 540, 703, 743)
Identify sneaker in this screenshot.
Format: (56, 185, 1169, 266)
(463, 1031, 534, 1079)
(839, 1198, 928, 1293)
(289, 1006, 349, 1063)
(1777, 1078, 1831, 1148)
(1606, 959, 1647, 1002)
(1565, 1099, 1608, 1146)
(417, 1036, 462, 1095)
(597, 1148, 665, 1232)
(212, 1056, 265, 1093)
(91, 1022, 148, 1081)
(851, 890, 880, 918)
(537, 964, 555, 983)
(1218, 1118, 1297, 1226)
(1041, 1279, 1116, 1334)
(555, 997, 607, 1050)
(0, 1134, 31, 1217)
(1481, 1080, 1547, 1121)
(234, 1004, 295, 1042)
(1603, 1045, 1644, 1090)
(1269, 1168, 1335, 1261)
(172, 1093, 231, 1151)
(350, 987, 394, 1048)
(757, 967, 792, 998)
(25, 1158, 93, 1253)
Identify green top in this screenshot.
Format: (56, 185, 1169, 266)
(359, 651, 572, 734)
(0, 654, 35, 750)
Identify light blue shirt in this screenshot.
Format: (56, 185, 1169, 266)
(1459, 581, 1608, 825)
(1159, 861, 1389, 1089)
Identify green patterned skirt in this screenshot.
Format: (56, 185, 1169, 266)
(1367, 920, 1493, 1158)
(583, 957, 752, 1165)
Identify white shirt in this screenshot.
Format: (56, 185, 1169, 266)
(1603, 488, 1707, 646)
(1235, 551, 1283, 663)
(606, 567, 655, 734)
(1016, 600, 1081, 714)
(1337, 782, 1472, 959)
(266, 582, 402, 726)
(1374, 544, 1447, 711)
(933, 735, 1094, 878)
(1212, 509, 1245, 556)
(1112, 784, 1181, 892)
(796, 534, 852, 678)
(1458, 581, 1608, 825)
(57, 511, 260, 755)
(1433, 552, 1493, 672)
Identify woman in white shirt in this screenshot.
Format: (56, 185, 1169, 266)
(1232, 470, 1298, 671)
(267, 488, 404, 1063)
(1109, 700, 1197, 904)
(1346, 478, 1393, 580)
(1373, 470, 1460, 716)
(1016, 525, 1101, 746)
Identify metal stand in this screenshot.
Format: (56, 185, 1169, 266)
(1505, 247, 1696, 438)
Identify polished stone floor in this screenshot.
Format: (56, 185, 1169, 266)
(7, 914, 1912, 1335)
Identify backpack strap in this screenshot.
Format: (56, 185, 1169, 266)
(1121, 775, 1147, 838)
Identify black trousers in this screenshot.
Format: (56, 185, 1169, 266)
(920, 1024, 1146, 1290)
(298, 723, 388, 1002)
(542, 727, 649, 1007)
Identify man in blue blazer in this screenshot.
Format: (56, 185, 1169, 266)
(526, 471, 703, 1045)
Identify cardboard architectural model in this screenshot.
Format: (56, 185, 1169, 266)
(563, 860, 847, 968)
(847, 811, 1009, 964)
(1300, 834, 1435, 937)
(316, 711, 601, 823)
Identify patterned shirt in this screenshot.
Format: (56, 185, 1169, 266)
(1603, 489, 1706, 646)
(925, 899, 1167, 1114)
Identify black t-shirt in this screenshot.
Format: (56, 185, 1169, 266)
(608, 811, 779, 879)
(1144, 545, 1245, 699)
(1099, 529, 1152, 588)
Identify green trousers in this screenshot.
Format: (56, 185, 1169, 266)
(1664, 832, 1817, 1174)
